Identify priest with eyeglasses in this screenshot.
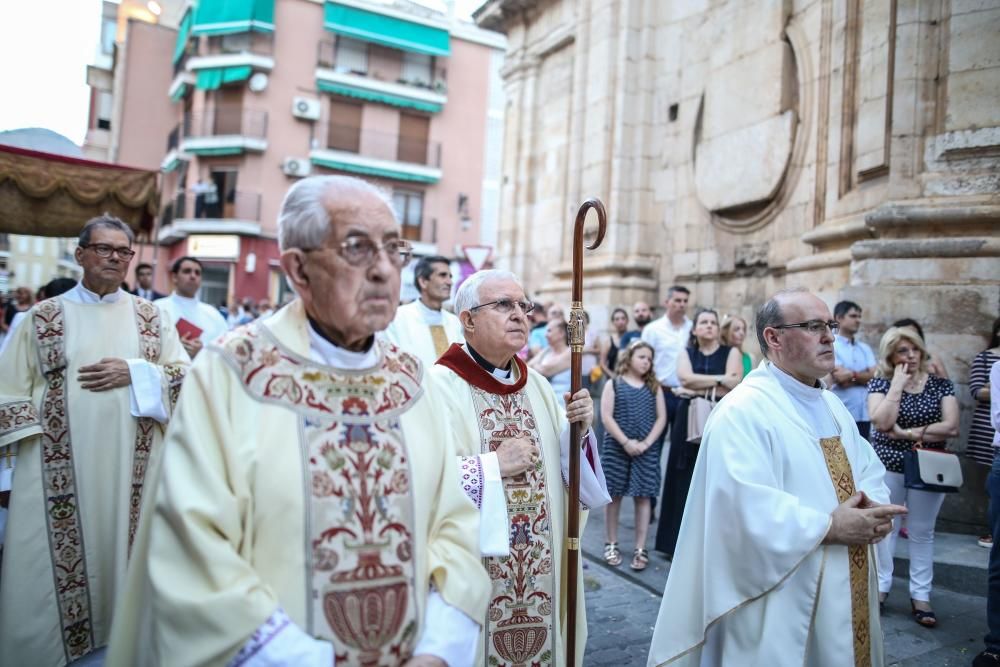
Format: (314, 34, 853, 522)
(431, 269, 611, 666)
(647, 288, 906, 667)
(108, 176, 489, 667)
(0, 216, 189, 667)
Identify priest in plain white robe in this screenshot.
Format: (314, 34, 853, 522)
(154, 255, 229, 358)
(383, 255, 463, 366)
(647, 289, 907, 667)
(431, 269, 611, 667)
(0, 216, 189, 667)
(108, 175, 490, 667)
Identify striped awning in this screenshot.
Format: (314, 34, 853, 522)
(323, 1, 450, 57)
(316, 80, 442, 113)
(192, 0, 275, 37)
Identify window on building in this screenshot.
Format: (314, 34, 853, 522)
(200, 264, 230, 308)
(397, 113, 430, 165)
(401, 52, 433, 87)
(100, 17, 116, 55)
(33, 237, 46, 255)
(327, 99, 362, 152)
(335, 37, 368, 74)
(97, 90, 113, 130)
(392, 190, 423, 241)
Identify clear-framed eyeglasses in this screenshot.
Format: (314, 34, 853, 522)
(305, 237, 412, 268)
(469, 298, 536, 315)
(773, 319, 839, 336)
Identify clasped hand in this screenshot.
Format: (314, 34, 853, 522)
(496, 432, 539, 478)
(78, 357, 131, 392)
(825, 492, 907, 546)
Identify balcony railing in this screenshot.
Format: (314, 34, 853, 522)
(206, 31, 274, 57)
(327, 125, 441, 167)
(316, 39, 447, 94)
(170, 190, 262, 222)
(183, 109, 268, 139)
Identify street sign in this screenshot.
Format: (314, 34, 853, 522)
(462, 245, 493, 271)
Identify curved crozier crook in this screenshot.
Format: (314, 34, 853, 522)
(570, 198, 607, 302)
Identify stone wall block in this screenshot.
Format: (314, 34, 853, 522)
(949, 7, 1000, 72)
(945, 66, 1000, 131)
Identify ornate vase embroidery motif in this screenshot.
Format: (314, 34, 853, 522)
(472, 388, 556, 667)
(219, 325, 423, 666)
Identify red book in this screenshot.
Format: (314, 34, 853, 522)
(176, 317, 204, 340)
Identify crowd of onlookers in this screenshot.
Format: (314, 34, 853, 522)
(524, 286, 999, 630)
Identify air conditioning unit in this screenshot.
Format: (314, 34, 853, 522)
(292, 97, 321, 121)
(282, 157, 312, 178)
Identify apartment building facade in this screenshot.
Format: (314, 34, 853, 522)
(128, 0, 507, 306)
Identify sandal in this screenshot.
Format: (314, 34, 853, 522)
(878, 592, 888, 615)
(603, 542, 622, 567)
(630, 548, 649, 571)
(911, 600, 937, 628)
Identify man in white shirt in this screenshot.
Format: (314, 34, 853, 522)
(829, 300, 877, 440)
(641, 285, 693, 423)
(155, 256, 229, 359)
(383, 255, 463, 365)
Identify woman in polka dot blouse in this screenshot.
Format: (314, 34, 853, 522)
(867, 326, 960, 628)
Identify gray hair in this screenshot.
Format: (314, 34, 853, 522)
(454, 269, 522, 315)
(277, 175, 395, 251)
(754, 287, 809, 358)
(79, 214, 134, 246)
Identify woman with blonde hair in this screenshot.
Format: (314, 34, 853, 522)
(867, 326, 959, 627)
(600, 340, 667, 570)
(720, 314, 752, 378)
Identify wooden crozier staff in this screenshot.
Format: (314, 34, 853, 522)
(565, 198, 607, 666)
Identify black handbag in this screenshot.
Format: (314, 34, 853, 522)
(903, 445, 963, 493)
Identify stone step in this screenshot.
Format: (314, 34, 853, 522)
(891, 530, 989, 597)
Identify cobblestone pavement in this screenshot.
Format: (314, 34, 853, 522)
(581, 499, 988, 666)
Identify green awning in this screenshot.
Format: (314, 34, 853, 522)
(192, 0, 275, 36)
(310, 154, 440, 183)
(323, 1, 450, 57)
(316, 80, 442, 113)
(184, 146, 246, 156)
(170, 83, 189, 102)
(173, 8, 193, 64)
(195, 66, 253, 90)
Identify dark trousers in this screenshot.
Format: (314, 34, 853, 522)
(856, 421, 871, 441)
(986, 454, 1000, 650)
(662, 386, 682, 426)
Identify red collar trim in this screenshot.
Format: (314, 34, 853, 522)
(435, 343, 528, 395)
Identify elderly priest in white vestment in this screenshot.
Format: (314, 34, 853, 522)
(0, 215, 189, 667)
(431, 269, 611, 667)
(647, 289, 907, 667)
(383, 255, 463, 365)
(108, 175, 490, 667)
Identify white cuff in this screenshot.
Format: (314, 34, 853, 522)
(414, 590, 480, 666)
(228, 609, 334, 667)
(0, 444, 16, 492)
(126, 359, 169, 423)
(479, 452, 510, 557)
(560, 427, 612, 509)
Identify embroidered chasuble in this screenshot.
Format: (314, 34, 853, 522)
(647, 362, 888, 667)
(433, 343, 609, 667)
(0, 294, 188, 667)
(107, 300, 489, 666)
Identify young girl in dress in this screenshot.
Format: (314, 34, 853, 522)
(600, 340, 667, 570)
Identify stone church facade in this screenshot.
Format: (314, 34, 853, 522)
(476, 0, 1000, 529)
